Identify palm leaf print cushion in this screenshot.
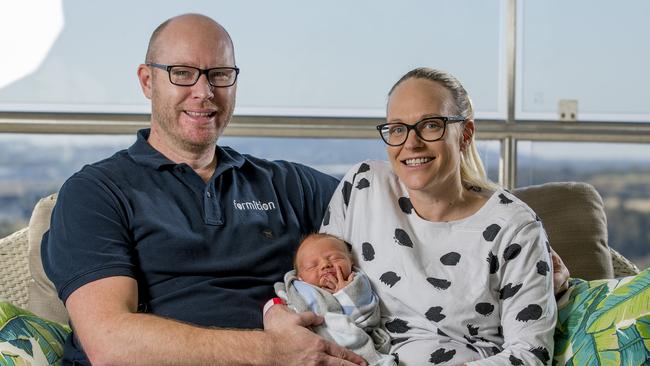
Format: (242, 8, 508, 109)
(554, 268, 650, 365)
(0, 300, 70, 366)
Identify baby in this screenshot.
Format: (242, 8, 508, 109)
(273, 233, 396, 366)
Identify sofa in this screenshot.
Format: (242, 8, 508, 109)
(0, 182, 645, 364)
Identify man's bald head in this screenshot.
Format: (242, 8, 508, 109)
(144, 13, 233, 63)
(138, 13, 238, 155)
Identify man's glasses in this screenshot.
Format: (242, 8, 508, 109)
(147, 63, 240, 87)
(376, 116, 465, 146)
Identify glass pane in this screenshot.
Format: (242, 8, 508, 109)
(517, 141, 650, 270)
(220, 137, 501, 181)
(0, 1, 504, 118)
(0, 134, 134, 237)
(220, 136, 387, 178)
(0, 134, 500, 239)
(517, 0, 650, 121)
(478, 140, 501, 184)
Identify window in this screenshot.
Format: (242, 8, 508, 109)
(1, 1, 649, 273)
(0, 133, 498, 238)
(517, 0, 650, 121)
(218, 137, 501, 180)
(0, 134, 134, 237)
(0, 1, 505, 118)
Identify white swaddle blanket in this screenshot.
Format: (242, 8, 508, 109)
(275, 269, 396, 366)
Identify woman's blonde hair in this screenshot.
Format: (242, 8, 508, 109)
(388, 67, 499, 192)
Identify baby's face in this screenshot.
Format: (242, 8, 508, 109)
(296, 236, 353, 288)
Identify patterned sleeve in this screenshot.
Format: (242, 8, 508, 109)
(289, 162, 339, 232)
(471, 220, 557, 366)
(318, 161, 368, 239)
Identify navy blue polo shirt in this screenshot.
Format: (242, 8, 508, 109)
(43, 128, 338, 328)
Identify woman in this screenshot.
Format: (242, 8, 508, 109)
(321, 68, 557, 365)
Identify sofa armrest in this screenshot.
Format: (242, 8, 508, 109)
(0, 227, 30, 308)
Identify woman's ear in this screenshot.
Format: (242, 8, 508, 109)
(460, 120, 475, 151)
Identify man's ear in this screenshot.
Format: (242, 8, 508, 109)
(137, 64, 153, 100)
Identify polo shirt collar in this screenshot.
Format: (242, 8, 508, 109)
(128, 128, 246, 173)
(128, 129, 175, 169)
(214, 145, 246, 175)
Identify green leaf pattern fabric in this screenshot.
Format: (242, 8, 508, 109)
(554, 268, 650, 366)
(0, 301, 70, 366)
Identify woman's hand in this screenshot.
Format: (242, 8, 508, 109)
(550, 247, 570, 298)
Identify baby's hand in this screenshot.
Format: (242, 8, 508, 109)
(320, 268, 355, 293)
(332, 267, 355, 293)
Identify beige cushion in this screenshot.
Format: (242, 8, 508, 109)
(514, 182, 613, 280)
(27, 193, 68, 324)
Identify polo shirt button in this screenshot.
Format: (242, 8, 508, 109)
(262, 229, 274, 239)
(206, 192, 212, 198)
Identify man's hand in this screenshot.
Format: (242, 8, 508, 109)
(320, 267, 355, 293)
(550, 247, 570, 298)
(263, 303, 367, 366)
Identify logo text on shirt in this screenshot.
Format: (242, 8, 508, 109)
(233, 199, 277, 211)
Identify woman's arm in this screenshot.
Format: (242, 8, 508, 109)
(471, 220, 557, 366)
(551, 247, 571, 298)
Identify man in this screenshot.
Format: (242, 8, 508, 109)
(42, 13, 367, 366)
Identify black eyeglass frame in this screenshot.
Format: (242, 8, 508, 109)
(376, 116, 466, 146)
(147, 63, 240, 87)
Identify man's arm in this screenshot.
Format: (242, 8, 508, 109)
(66, 276, 367, 366)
